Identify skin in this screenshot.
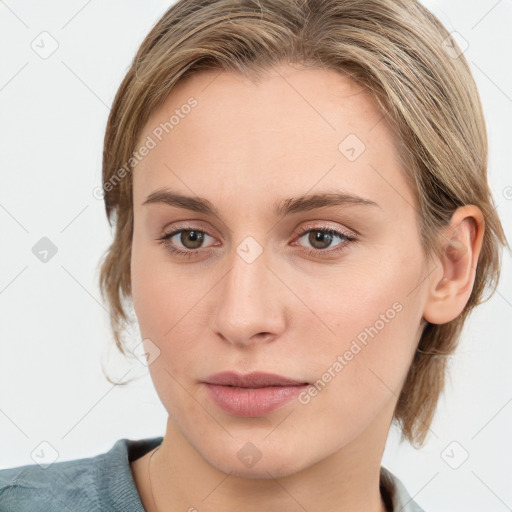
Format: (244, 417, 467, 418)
(128, 63, 484, 512)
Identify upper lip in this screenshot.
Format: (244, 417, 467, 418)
(203, 371, 308, 388)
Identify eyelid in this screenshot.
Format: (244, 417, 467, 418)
(293, 221, 356, 239)
(160, 220, 220, 241)
(160, 225, 218, 247)
(291, 223, 357, 254)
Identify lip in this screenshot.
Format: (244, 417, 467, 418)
(203, 371, 307, 388)
(202, 371, 309, 417)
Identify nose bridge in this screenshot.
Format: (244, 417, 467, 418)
(210, 239, 286, 346)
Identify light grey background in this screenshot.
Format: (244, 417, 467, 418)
(1, 1, 511, 511)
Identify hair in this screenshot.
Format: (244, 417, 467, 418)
(97, 0, 509, 447)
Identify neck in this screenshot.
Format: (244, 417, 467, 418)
(147, 418, 390, 512)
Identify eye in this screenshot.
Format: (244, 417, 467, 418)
(157, 223, 357, 259)
(293, 225, 356, 255)
(157, 227, 217, 258)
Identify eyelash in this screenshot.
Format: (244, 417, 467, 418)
(157, 224, 357, 259)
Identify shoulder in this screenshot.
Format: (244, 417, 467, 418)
(380, 466, 427, 512)
(0, 437, 163, 512)
(0, 451, 106, 511)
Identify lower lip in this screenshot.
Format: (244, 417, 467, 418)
(203, 383, 308, 416)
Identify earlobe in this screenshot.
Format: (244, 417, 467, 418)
(423, 205, 485, 325)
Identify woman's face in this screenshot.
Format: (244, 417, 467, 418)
(131, 64, 432, 477)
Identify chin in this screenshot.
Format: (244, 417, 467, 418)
(196, 437, 315, 480)
(212, 453, 305, 480)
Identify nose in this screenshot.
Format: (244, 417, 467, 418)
(209, 242, 287, 348)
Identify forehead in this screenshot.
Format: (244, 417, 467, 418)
(132, 64, 413, 213)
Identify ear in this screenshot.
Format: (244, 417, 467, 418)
(423, 205, 485, 325)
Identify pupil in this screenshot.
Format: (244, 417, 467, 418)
(182, 230, 204, 249)
(310, 231, 332, 249)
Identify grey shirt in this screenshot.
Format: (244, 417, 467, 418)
(0, 436, 426, 511)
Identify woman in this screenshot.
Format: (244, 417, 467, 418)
(1, 0, 508, 510)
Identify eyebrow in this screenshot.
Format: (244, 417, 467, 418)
(142, 188, 380, 217)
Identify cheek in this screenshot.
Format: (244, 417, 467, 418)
(293, 244, 424, 405)
(131, 243, 199, 419)
(130, 234, 209, 397)
(130, 240, 165, 338)
(131, 231, 198, 339)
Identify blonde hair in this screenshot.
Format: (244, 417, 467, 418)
(98, 0, 509, 446)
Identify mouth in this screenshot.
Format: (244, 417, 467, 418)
(203, 371, 308, 388)
(201, 371, 309, 417)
